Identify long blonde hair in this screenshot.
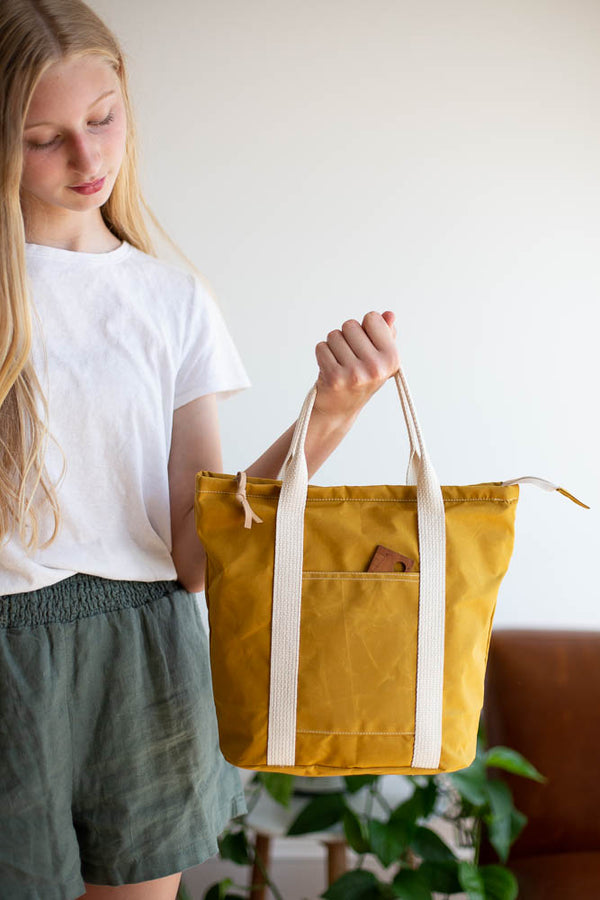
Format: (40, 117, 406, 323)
(1, 0, 207, 555)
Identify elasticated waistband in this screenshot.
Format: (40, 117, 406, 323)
(0, 572, 183, 628)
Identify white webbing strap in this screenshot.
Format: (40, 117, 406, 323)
(267, 386, 315, 765)
(267, 368, 446, 769)
(393, 369, 447, 768)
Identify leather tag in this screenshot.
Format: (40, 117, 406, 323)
(367, 545, 415, 573)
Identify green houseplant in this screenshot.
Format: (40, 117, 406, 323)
(177, 720, 545, 900)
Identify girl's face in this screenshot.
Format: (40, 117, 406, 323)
(20, 55, 128, 230)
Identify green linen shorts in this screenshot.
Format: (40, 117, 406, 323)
(0, 573, 247, 900)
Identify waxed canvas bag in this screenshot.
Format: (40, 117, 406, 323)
(194, 362, 589, 776)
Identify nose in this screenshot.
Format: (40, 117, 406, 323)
(68, 133, 103, 182)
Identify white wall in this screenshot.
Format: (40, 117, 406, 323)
(92, 0, 599, 631)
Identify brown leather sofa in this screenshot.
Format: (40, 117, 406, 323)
(479, 629, 600, 898)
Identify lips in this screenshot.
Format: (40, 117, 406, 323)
(72, 176, 104, 188)
(69, 176, 106, 195)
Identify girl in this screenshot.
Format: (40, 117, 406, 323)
(0, 1, 399, 898)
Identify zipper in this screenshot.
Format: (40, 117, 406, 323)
(500, 476, 590, 509)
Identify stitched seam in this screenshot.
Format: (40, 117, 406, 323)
(297, 729, 415, 735)
(302, 573, 419, 581)
(196, 490, 516, 504)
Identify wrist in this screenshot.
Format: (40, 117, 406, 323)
(310, 401, 360, 433)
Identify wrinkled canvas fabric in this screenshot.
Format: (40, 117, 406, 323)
(195, 473, 519, 776)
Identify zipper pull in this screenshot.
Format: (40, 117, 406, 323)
(500, 475, 590, 509)
(235, 471, 264, 528)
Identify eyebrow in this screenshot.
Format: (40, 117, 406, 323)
(24, 89, 116, 130)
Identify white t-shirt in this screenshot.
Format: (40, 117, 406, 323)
(0, 239, 252, 595)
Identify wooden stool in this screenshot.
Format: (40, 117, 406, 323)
(243, 778, 414, 898)
(249, 830, 347, 899)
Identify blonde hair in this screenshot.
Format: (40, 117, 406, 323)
(0, 0, 208, 555)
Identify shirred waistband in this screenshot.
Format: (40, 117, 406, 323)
(0, 573, 184, 628)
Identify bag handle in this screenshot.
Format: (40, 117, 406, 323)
(277, 370, 422, 485)
(268, 366, 447, 769)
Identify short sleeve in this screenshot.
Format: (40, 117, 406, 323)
(174, 275, 252, 409)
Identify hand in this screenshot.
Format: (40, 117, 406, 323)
(313, 310, 399, 423)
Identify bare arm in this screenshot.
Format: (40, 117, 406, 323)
(169, 397, 358, 594)
(244, 403, 358, 481)
(170, 309, 399, 594)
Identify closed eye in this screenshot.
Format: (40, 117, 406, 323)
(26, 111, 115, 151)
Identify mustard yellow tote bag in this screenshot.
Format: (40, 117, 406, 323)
(195, 365, 589, 776)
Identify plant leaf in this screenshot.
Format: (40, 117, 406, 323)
(217, 831, 251, 865)
(409, 825, 457, 863)
(388, 779, 438, 824)
(447, 757, 488, 807)
(343, 808, 371, 854)
(458, 862, 486, 899)
(418, 860, 461, 893)
(484, 780, 514, 863)
(477, 718, 488, 753)
(322, 869, 382, 899)
(388, 786, 427, 833)
(509, 807, 528, 845)
(480, 864, 519, 900)
(286, 793, 346, 836)
(344, 774, 381, 794)
(389, 795, 420, 827)
(257, 772, 296, 806)
(391, 868, 433, 899)
(414, 778, 438, 819)
(484, 746, 546, 783)
(202, 879, 233, 900)
(368, 818, 410, 867)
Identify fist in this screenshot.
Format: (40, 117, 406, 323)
(313, 310, 399, 422)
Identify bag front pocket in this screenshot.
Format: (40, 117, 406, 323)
(296, 570, 420, 758)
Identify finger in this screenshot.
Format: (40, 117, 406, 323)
(360, 311, 397, 352)
(338, 318, 380, 360)
(337, 320, 392, 381)
(315, 338, 344, 374)
(325, 326, 362, 367)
